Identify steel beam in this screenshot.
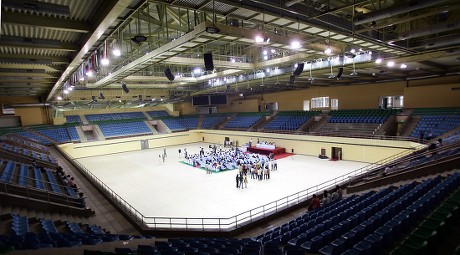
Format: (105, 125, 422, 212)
(2, 12, 90, 33)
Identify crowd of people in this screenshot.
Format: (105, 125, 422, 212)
(54, 164, 86, 208)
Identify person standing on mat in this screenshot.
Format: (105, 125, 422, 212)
(236, 173, 240, 188)
(243, 174, 248, 188)
(239, 174, 244, 189)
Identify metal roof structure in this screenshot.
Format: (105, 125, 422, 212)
(1, 0, 460, 108)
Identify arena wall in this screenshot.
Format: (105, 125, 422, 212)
(59, 130, 419, 164)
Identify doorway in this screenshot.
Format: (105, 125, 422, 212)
(331, 147, 342, 160)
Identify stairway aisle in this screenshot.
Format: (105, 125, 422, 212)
(48, 147, 139, 235)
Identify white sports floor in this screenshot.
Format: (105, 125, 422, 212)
(76, 143, 368, 229)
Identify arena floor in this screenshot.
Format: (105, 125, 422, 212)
(76, 143, 368, 229)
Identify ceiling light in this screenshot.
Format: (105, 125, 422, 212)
(263, 50, 268, 55)
(400, 63, 407, 69)
(294, 63, 298, 68)
(79, 77, 84, 81)
(387, 61, 395, 67)
(263, 55, 268, 60)
(255, 35, 264, 43)
(57, 96, 62, 100)
(63, 89, 69, 94)
(230, 58, 236, 63)
(271, 49, 276, 54)
(324, 47, 332, 55)
(113, 48, 121, 56)
(68, 87, 73, 91)
(101, 58, 109, 66)
(350, 49, 356, 54)
(375, 58, 383, 64)
(291, 41, 302, 49)
(266, 68, 271, 73)
(350, 71, 358, 76)
(86, 70, 93, 77)
(368, 51, 373, 55)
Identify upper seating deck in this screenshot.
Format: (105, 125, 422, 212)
(264, 111, 321, 131)
(98, 121, 152, 138)
(85, 112, 146, 122)
(224, 112, 270, 129)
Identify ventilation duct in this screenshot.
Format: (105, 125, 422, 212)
(355, 0, 451, 26)
(3, 0, 70, 17)
(3, 103, 51, 108)
(0, 58, 52, 65)
(398, 20, 460, 41)
(425, 35, 460, 49)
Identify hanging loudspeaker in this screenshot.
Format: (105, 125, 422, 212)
(99, 92, 105, 100)
(204, 53, 214, 71)
(91, 95, 97, 101)
(164, 68, 175, 81)
(293, 63, 304, 76)
(337, 67, 344, 78)
(122, 83, 129, 93)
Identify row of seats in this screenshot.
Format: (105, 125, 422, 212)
(16, 131, 53, 146)
(201, 114, 229, 129)
(225, 113, 270, 129)
(264, 111, 319, 130)
(328, 109, 399, 124)
(1, 135, 49, 152)
(33, 126, 73, 143)
(0, 214, 141, 250)
(85, 112, 147, 122)
(411, 115, 460, 139)
(99, 121, 152, 138)
(252, 174, 460, 255)
(160, 116, 200, 131)
(65, 115, 82, 123)
(0, 142, 57, 164)
(412, 107, 460, 115)
(0, 158, 77, 197)
(85, 237, 261, 255)
(390, 178, 460, 254)
(147, 111, 169, 118)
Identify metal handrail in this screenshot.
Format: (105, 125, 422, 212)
(0, 180, 81, 208)
(57, 139, 426, 231)
(0, 169, 77, 194)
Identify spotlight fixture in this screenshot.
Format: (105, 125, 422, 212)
(387, 61, 395, 67)
(375, 58, 383, 64)
(57, 96, 63, 100)
(400, 63, 408, 69)
(113, 48, 121, 56)
(255, 35, 270, 44)
(291, 41, 302, 49)
(101, 58, 109, 66)
(324, 47, 332, 55)
(86, 70, 93, 77)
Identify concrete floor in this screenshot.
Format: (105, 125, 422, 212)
(76, 143, 368, 230)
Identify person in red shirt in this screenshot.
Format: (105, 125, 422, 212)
(309, 194, 321, 211)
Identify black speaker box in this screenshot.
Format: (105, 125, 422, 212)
(164, 68, 175, 81)
(337, 67, 344, 78)
(293, 63, 304, 76)
(122, 83, 129, 93)
(204, 53, 214, 71)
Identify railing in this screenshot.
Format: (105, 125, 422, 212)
(0, 171, 82, 208)
(56, 139, 426, 231)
